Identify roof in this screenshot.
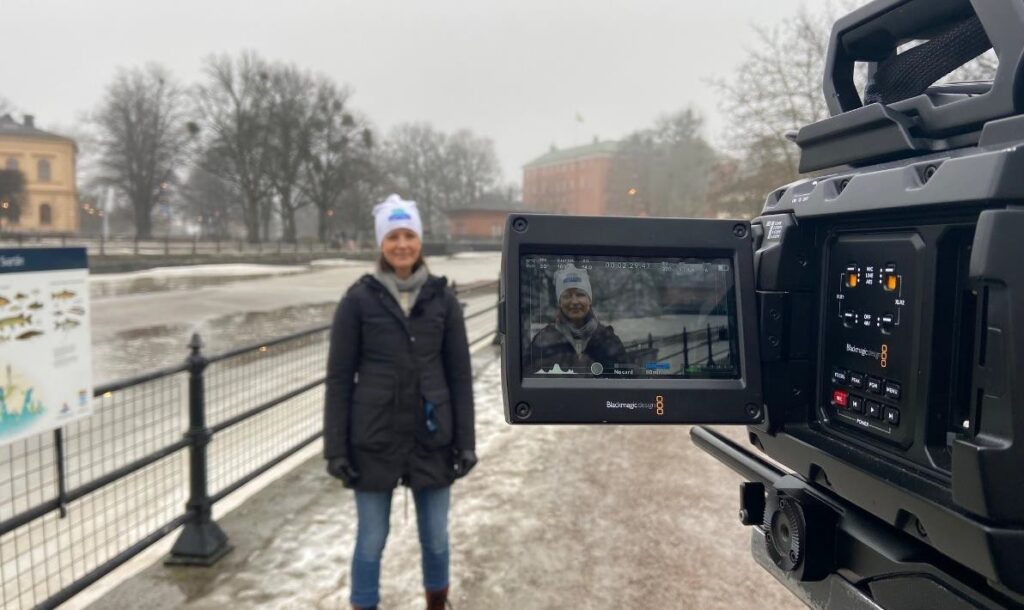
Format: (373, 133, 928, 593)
(523, 140, 620, 169)
(445, 193, 528, 216)
(0, 114, 74, 143)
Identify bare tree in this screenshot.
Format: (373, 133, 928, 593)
(439, 130, 501, 211)
(262, 64, 319, 243)
(607, 108, 716, 218)
(300, 79, 376, 242)
(194, 52, 275, 243)
(382, 123, 448, 235)
(383, 123, 501, 236)
(0, 96, 15, 116)
(180, 154, 243, 240)
(92, 64, 191, 238)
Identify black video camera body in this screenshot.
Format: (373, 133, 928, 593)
(499, 1, 1024, 608)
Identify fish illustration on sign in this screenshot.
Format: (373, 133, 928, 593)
(14, 293, 28, 301)
(0, 296, 9, 307)
(54, 319, 79, 331)
(27, 302, 44, 310)
(67, 306, 86, 316)
(17, 330, 44, 340)
(0, 314, 31, 330)
(52, 290, 76, 300)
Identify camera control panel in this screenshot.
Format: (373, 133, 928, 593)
(821, 232, 923, 448)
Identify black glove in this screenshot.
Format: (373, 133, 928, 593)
(453, 449, 478, 479)
(326, 457, 360, 485)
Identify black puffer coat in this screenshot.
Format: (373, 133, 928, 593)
(323, 273, 474, 491)
(528, 322, 628, 374)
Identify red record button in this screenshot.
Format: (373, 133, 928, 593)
(832, 389, 849, 408)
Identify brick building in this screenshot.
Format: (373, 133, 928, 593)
(445, 193, 523, 241)
(0, 114, 78, 234)
(522, 141, 619, 216)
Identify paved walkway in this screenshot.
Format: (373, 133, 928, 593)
(88, 350, 801, 610)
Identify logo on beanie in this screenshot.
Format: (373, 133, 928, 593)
(565, 274, 582, 284)
(388, 209, 412, 221)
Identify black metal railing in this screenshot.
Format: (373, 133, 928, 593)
(0, 280, 498, 610)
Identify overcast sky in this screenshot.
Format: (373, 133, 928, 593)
(1, 0, 816, 181)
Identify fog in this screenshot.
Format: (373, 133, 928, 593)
(2, 0, 810, 179)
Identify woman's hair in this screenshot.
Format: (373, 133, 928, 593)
(378, 254, 427, 273)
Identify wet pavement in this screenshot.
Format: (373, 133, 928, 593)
(89, 349, 802, 610)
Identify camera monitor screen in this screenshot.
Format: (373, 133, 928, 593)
(501, 214, 762, 425)
(520, 254, 740, 380)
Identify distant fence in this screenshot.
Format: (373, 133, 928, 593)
(0, 235, 501, 258)
(0, 280, 498, 610)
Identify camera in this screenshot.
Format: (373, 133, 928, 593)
(498, 0, 1024, 608)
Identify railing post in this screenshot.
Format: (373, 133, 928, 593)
(492, 280, 502, 346)
(683, 327, 690, 370)
(99, 235, 105, 256)
(54, 428, 68, 518)
(706, 323, 715, 368)
(166, 333, 231, 566)
(164, 237, 170, 256)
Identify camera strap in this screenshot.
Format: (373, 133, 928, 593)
(868, 15, 992, 105)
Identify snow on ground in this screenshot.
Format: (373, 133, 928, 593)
(308, 258, 372, 268)
(91, 264, 310, 281)
(87, 350, 803, 610)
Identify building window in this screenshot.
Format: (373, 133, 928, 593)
(39, 203, 52, 226)
(4, 158, 17, 170)
(37, 159, 52, 182)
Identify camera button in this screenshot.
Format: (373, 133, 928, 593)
(832, 389, 848, 408)
(884, 382, 902, 400)
(866, 400, 883, 420)
(867, 376, 884, 395)
(848, 372, 864, 389)
(832, 368, 849, 385)
(848, 395, 864, 413)
(884, 407, 900, 426)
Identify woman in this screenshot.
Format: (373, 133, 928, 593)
(528, 265, 627, 375)
(324, 194, 477, 610)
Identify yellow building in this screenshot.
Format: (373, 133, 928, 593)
(0, 114, 78, 234)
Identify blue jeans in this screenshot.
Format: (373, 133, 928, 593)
(350, 486, 450, 608)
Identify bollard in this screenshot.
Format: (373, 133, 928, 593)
(166, 333, 232, 566)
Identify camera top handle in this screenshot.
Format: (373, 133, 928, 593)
(799, 0, 1024, 172)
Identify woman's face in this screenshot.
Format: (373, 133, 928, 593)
(559, 288, 592, 325)
(381, 228, 422, 276)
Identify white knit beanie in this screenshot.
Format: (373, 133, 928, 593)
(373, 194, 423, 246)
(554, 265, 593, 300)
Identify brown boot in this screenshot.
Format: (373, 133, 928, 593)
(425, 586, 450, 610)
